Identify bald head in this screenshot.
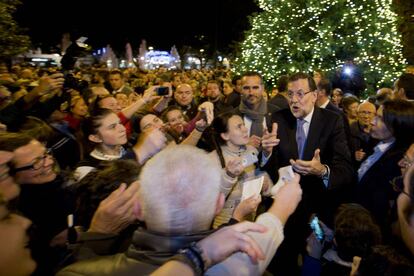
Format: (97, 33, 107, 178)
(139, 145, 223, 234)
(174, 83, 194, 107)
(357, 101, 376, 127)
(176, 83, 192, 92)
(358, 101, 376, 113)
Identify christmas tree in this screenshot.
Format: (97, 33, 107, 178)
(0, 0, 30, 61)
(233, 0, 406, 91)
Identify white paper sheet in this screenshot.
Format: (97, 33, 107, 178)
(271, 165, 295, 196)
(242, 176, 264, 200)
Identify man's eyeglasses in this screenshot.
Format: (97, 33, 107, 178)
(11, 148, 53, 173)
(390, 175, 413, 200)
(287, 90, 313, 100)
(357, 111, 375, 116)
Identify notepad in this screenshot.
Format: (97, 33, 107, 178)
(271, 165, 295, 196)
(241, 176, 264, 200)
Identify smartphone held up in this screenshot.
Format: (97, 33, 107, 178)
(310, 215, 325, 242)
(155, 86, 169, 96)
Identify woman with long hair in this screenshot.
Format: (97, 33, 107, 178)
(210, 111, 279, 227)
(74, 108, 167, 181)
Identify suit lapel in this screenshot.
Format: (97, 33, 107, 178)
(283, 110, 300, 159)
(303, 107, 323, 160)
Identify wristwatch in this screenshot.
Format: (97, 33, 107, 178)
(171, 243, 205, 276)
(321, 164, 329, 179)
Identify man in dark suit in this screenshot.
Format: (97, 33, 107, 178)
(316, 78, 342, 113)
(356, 100, 414, 240)
(349, 101, 378, 169)
(269, 75, 289, 110)
(266, 72, 354, 275)
(316, 77, 353, 150)
(109, 69, 133, 95)
(233, 71, 280, 149)
(200, 79, 232, 116)
(225, 75, 242, 108)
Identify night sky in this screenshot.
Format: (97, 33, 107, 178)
(15, 0, 260, 54)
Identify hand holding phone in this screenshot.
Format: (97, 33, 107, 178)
(310, 215, 325, 242)
(200, 108, 208, 122)
(155, 86, 170, 96)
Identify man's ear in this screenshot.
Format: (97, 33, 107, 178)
(398, 88, 407, 99)
(214, 192, 225, 216)
(88, 134, 102, 143)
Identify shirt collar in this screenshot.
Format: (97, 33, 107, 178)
(301, 106, 315, 124)
(114, 85, 125, 93)
(319, 99, 330, 108)
(90, 147, 126, 160)
(376, 138, 395, 152)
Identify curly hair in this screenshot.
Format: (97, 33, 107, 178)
(357, 245, 414, 276)
(334, 203, 382, 262)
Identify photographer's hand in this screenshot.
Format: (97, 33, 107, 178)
(142, 86, 160, 103)
(23, 73, 64, 105)
(198, 102, 214, 125)
(38, 73, 65, 95)
(306, 232, 323, 259)
(133, 128, 168, 164)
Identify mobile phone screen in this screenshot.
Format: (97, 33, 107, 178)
(310, 216, 324, 241)
(156, 86, 169, 96)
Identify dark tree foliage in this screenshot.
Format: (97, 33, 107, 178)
(0, 0, 30, 62)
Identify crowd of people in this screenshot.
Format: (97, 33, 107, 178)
(0, 62, 414, 276)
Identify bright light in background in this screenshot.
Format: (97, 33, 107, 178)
(148, 46, 154, 51)
(32, 58, 48, 62)
(344, 66, 353, 75)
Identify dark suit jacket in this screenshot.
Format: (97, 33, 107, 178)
(265, 107, 354, 222)
(225, 91, 241, 108)
(269, 94, 289, 110)
(200, 97, 233, 117)
(356, 142, 406, 236)
(348, 121, 378, 168)
(325, 101, 341, 113)
(325, 101, 352, 161)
